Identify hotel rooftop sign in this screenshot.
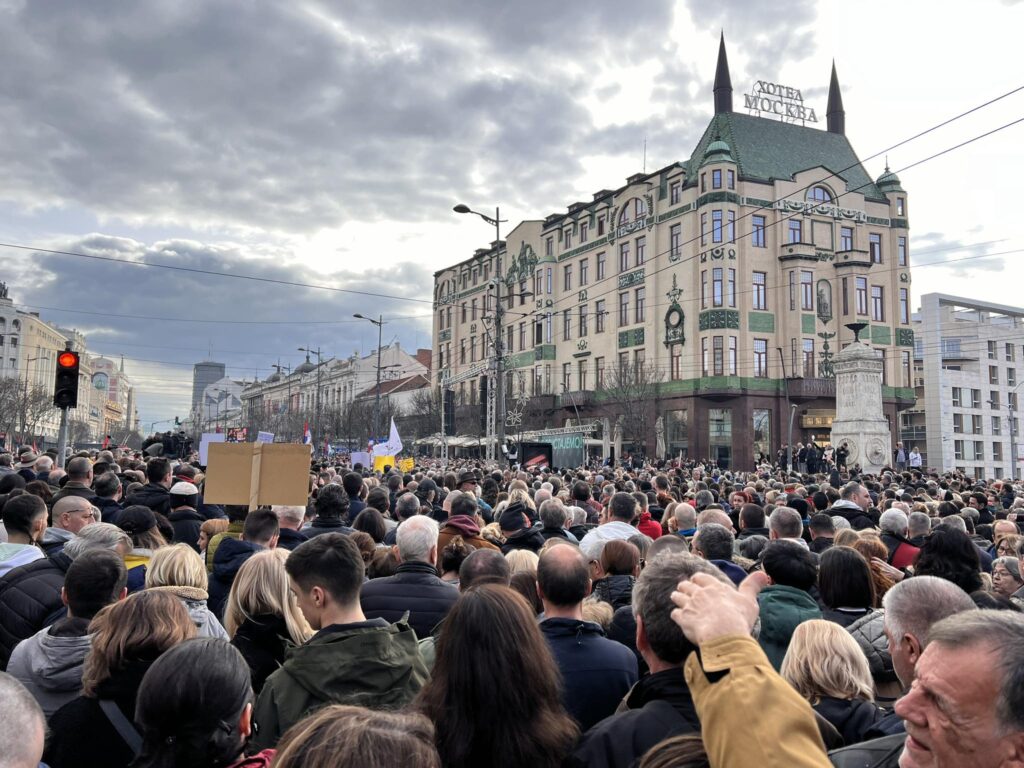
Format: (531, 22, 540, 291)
(744, 81, 818, 125)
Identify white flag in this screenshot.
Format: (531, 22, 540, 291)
(373, 418, 403, 457)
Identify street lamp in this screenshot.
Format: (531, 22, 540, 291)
(353, 315, 385, 445)
(297, 347, 324, 453)
(454, 202, 508, 462)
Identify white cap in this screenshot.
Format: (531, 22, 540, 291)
(169, 481, 199, 496)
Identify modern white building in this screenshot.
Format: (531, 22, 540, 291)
(901, 293, 1024, 479)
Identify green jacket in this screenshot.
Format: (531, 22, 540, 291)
(205, 521, 244, 573)
(757, 585, 822, 670)
(250, 618, 427, 750)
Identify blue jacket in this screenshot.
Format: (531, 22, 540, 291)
(539, 617, 638, 732)
(208, 538, 264, 619)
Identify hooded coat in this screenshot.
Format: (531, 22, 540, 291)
(0, 542, 44, 576)
(167, 506, 204, 552)
(250, 618, 427, 751)
(125, 482, 171, 516)
(0, 550, 71, 669)
(539, 617, 638, 732)
(636, 511, 662, 540)
(500, 525, 547, 555)
(208, 538, 264, 620)
(592, 575, 636, 611)
(6, 616, 91, 717)
(40, 527, 76, 556)
(757, 584, 823, 670)
(147, 585, 228, 639)
(435, 514, 499, 568)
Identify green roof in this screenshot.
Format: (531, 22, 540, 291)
(686, 112, 887, 202)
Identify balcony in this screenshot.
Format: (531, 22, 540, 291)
(784, 377, 836, 401)
(557, 390, 596, 408)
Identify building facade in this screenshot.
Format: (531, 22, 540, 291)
(431, 38, 916, 468)
(90, 357, 139, 440)
(901, 293, 1024, 479)
(192, 361, 226, 412)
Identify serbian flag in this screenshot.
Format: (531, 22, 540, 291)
(303, 422, 312, 445)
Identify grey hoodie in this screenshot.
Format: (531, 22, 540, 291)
(7, 618, 92, 718)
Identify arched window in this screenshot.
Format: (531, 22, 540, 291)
(617, 197, 648, 225)
(11, 319, 20, 331)
(806, 186, 833, 203)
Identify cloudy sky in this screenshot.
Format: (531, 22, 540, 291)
(0, 0, 1021, 427)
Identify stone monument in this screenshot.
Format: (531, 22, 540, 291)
(830, 323, 892, 474)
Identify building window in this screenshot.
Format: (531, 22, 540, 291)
(460, 339, 466, 364)
(789, 271, 796, 311)
(506, 325, 514, 354)
(871, 286, 884, 322)
(618, 293, 629, 326)
(564, 229, 572, 249)
(635, 288, 646, 323)
(902, 351, 912, 387)
(727, 169, 735, 189)
(952, 387, 962, 407)
(701, 271, 708, 309)
(580, 220, 588, 243)
(545, 313, 553, 343)
(728, 336, 737, 375)
(519, 322, 526, 350)
(713, 336, 724, 376)
(727, 210, 736, 242)
(713, 268, 724, 307)
(635, 236, 646, 266)
(990, 366, 1000, 385)
(788, 219, 802, 243)
(563, 310, 572, 342)
(670, 181, 681, 205)
(712, 169, 722, 189)
(712, 210, 723, 243)
(752, 271, 767, 310)
(701, 173, 706, 193)
(842, 277, 849, 316)
(670, 224, 682, 260)
(595, 357, 605, 388)
(580, 259, 589, 286)
(807, 186, 832, 203)
(989, 340, 998, 359)
(803, 338, 815, 377)
(899, 288, 909, 324)
(461, 303, 467, 323)
(991, 391, 1001, 409)
(727, 268, 736, 308)
(898, 236, 907, 266)
(953, 414, 963, 433)
(994, 416, 1002, 435)
(546, 237, 553, 256)
(973, 389, 983, 409)
(754, 339, 768, 377)
(563, 265, 572, 292)
(975, 440, 985, 460)
(897, 197, 905, 216)
(701, 213, 708, 246)
(562, 363, 571, 391)
(579, 305, 588, 337)
(619, 242, 630, 272)
(578, 359, 587, 390)
(752, 215, 766, 248)
(701, 337, 709, 376)
(840, 226, 853, 251)
(869, 233, 882, 263)
(597, 251, 606, 280)
(618, 352, 629, 377)
(800, 270, 814, 311)
(1009, 368, 1017, 387)
(994, 442, 1003, 461)
(597, 215, 605, 236)
(1008, 343, 1017, 362)
(595, 300, 606, 333)
(954, 439, 964, 460)
(856, 277, 868, 316)
(470, 336, 477, 362)
(671, 345, 682, 380)
(546, 267, 553, 294)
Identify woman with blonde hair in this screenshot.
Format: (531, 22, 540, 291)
(146, 543, 228, 638)
(505, 548, 539, 575)
(224, 548, 312, 693)
(780, 619, 885, 747)
(273, 704, 440, 768)
(44, 591, 195, 768)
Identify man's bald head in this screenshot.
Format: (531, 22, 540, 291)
(537, 543, 591, 607)
(0, 672, 45, 768)
(696, 508, 734, 532)
(53, 496, 98, 533)
(458, 548, 510, 591)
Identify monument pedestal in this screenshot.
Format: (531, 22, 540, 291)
(830, 340, 891, 475)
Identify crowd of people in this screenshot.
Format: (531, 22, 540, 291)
(0, 441, 1023, 767)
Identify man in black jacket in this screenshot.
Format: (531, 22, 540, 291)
(0, 523, 130, 669)
(272, 505, 309, 551)
(360, 514, 457, 639)
(209, 509, 279, 619)
(569, 553, 730, 768)
(829, 482, 878, 530)
(125, 457, 172, 516)
(166, 482, 204, 551)
(304, 484, 354, 538)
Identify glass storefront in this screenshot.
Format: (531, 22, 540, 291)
(753, 409, 771, 463)
(709, 408, 732, 467)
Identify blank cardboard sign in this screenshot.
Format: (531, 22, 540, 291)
(204, 443, 310, 509)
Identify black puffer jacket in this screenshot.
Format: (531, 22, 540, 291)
(846, 609, 897, 685)
(125, 482, 171, 516)
(231, 613, 293, 694)
(167, 507, 204, 552)
(592, 574, 636, 611)
(360, 561, 459, 640)
(0, 552, 71, 669)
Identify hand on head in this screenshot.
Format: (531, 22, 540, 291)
(669, 570, 769, 647)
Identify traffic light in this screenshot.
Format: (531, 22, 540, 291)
(53, 350, 80, 408)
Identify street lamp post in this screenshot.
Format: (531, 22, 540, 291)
(454, 203, 507, 463)
(353, 315, 385, 445)
(297, 347, 323, 454)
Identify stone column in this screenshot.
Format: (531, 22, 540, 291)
(830, 340, 891, 474)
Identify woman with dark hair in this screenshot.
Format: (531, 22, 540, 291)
(416, 585, 578, 768)
(913, 527, 983, 593)
(593, 539, 640, 610)
(509, 570, 544, 614)
(23, 479, 54, 505)
(131, 638, 275, 768)
(818, 546, 876, 628)
(352, 508, 387, 544)
(439, 535, 472, 585)
(45, 591, 196, 768)
(0, 471, 26, 495)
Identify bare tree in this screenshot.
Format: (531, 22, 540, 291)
(404, 386, 441, 441)
(68, 418, 92, 445)
(598, 359, 664, 455)
(21, 384, 57, 442)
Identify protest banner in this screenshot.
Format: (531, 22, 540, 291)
(203, 442, 311, 510)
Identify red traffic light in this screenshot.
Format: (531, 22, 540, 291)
(57, 351, 78, 368)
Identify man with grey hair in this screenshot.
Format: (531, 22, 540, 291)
(360, 514, 457, 638)
(672, 502, 697, 539)
(907, 511, 931, 547)
(0, 672, 45, 767)
(0, 522, 130, 668)
(384, 491, 424, 546)
(693, 523, 745, 586)
(571, 553, 732, 767)
(48, 456, 95, 507)
(767, 507, 806, 548)
(879, 508, 920, 569)
(539, 498, 577, 543)
(272, 505, 309, 551)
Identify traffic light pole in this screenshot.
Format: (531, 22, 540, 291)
(56, 406, 68, 470)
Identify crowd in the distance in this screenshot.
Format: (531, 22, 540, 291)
(1, 443, 1023, 768)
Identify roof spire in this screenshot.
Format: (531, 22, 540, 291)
(713, 31, 732, 115)
(827, 60, 845, 135)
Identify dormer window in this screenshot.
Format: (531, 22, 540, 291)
(806, 186, 832, 203)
